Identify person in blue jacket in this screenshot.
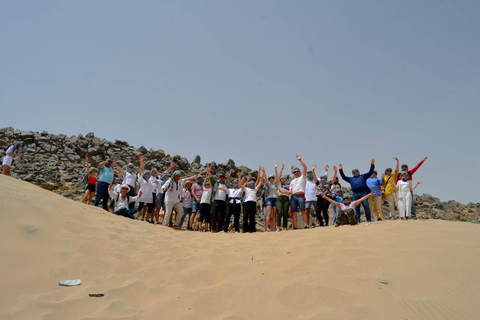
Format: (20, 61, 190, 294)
(338, 159, 375, 222)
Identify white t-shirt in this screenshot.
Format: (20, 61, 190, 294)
(123, 171, 136, 187)
(214, 182, 228, 201)
(108, 190, 140, 212)
(138, 174, 155, 203)
(200, 188, 212, 204)
(228, 188, 243, 204)
(305, 180, 318, 201)
(290, 174, 306, 194)
(2, 145, 14, 166)
(163, 178, 185, 204)
(244, 187, 257, 202)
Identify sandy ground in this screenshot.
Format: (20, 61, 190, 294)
(1, 174, 479, 320)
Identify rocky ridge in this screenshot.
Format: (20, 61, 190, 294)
(1, 127, 479, 224)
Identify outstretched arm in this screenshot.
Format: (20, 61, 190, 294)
(297, 155, 307, 176)
(206, 163, 213, 179)
(330, 165, 338, 184)
(238, 171, 246, 191)
(394, 157, 399, 173)
(319, 193, 341, 208)
(312, 164, 318, 183)
(354, 192, 373, 206)
(412, 181, 422, 191)
(338, 164, 350, 182)
(85, 156, 93, 178)
(410, 157, 428, 175)
(113, 160, 125, 175)
(138, 156, 144, 176)
(278, 162, 286, 178)
(256, 166, 264, 189)
(363, 159, 375, 179)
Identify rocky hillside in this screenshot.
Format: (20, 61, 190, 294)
(1, 127, 479, 224)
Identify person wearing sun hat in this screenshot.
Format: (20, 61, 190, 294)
(109, 184, 143, 219)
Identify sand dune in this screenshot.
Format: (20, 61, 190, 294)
(1, 175, 479, 320)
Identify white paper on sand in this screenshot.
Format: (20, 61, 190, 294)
(58, 279, 82, 286)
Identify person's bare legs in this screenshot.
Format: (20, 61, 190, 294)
(266, 205, 273, 231)
(82, 189, 90, 204)
(87, 191, 95, 205)
(189, 212, 197, 230)
(272, 206, 277, 231)
(301, 210, 309, 228)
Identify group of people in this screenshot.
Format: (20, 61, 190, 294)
(83, 154, 428, 232)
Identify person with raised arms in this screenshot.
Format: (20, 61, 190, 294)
(381, 157, 400, 220)
(263, 167, 279, 232)
(94, 158, 114, 211)
(275, 163, 290, 231)
(162, 170, 185, 227)
(109, 184, 143, 219)
(81, 156, 97, 205)
(224, 171, 243, 233)
(206, 163, 228, 233)
(339, 159, 375, 223)
(289, 155, 309, 229)
(113, 160, 137, 209)
(238, 166, 264, 233)
(319, 192, 373, 227)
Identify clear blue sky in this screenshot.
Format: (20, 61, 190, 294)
(1, 0, 479, 204)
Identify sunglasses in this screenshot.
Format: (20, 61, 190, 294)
(121, 188, 129, 190)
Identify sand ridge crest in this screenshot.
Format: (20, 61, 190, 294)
(1, 175, 480, 319)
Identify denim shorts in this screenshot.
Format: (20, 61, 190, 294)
(291, 194, 306, 212)
(192, 200, 200, 213)
(265, 198, 277, 207)
(305, 200, 316, 209)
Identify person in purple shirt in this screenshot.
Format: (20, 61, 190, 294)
(319, 192, 373, 227)
(366, 170, 385, 221)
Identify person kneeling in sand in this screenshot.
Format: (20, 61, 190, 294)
(319, 192, 373, 227)
(109, 184, 143, 219)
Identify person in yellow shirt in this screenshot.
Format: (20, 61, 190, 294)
(382, 157, 399, 220)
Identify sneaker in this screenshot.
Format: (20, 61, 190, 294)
(377, 218, 382, 221)
(219, 230, 225, 233)
(235, 231, 239, 234)
(266, 228, 270, 232)
(413, 217, 418, 220)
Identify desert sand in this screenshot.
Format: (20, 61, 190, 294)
(1, 174, 479, 320)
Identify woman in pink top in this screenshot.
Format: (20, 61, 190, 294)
(319, 192, 372, 227)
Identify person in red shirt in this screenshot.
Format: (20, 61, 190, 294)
(82, 156, 98, 205)
(396, 157, 428, 220)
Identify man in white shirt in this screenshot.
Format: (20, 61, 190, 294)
(206, 163, 228, 233)
(162, 170, 185, 227)
(289, 155, 308, 229)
